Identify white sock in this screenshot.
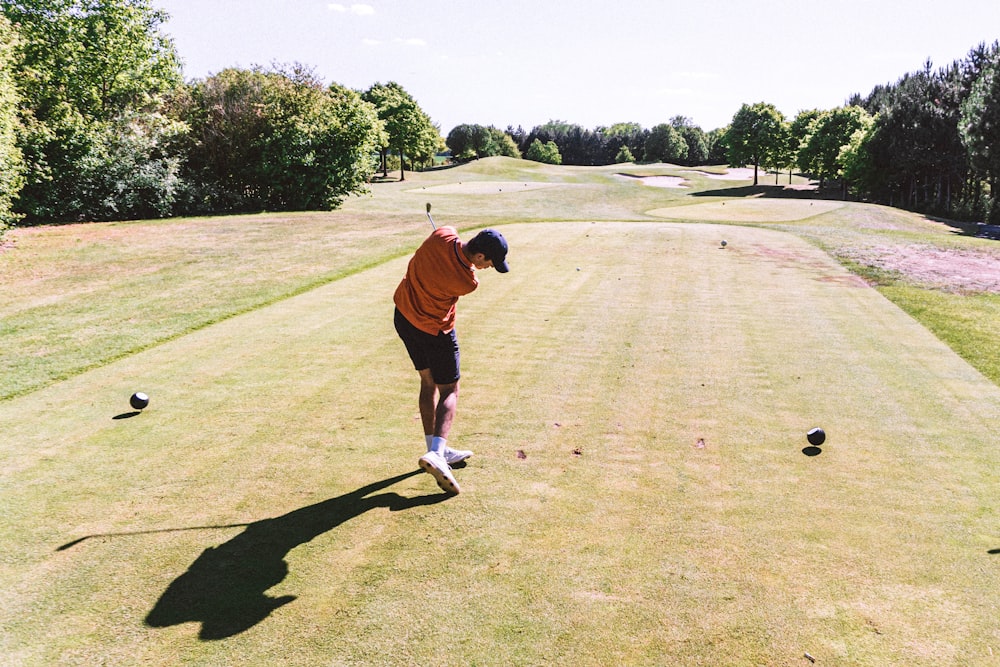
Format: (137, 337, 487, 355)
(425, 434, 433, 451)
(429, 436, 447, 454)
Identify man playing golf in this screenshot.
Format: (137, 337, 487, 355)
(394, 225, 509, 494)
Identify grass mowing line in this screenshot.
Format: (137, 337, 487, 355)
(2, 222, 1000, 664)
(0, 255, 394, 402)
(0, 207, 510, 403)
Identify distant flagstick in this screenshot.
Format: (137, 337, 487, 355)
(425, 202, 436, 230)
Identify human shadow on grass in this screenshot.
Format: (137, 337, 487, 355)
(144, 469, 449, 640)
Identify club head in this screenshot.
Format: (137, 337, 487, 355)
(426, 202, 431, 213)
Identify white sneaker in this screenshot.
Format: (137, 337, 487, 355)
(442, 446, 473, 465)
(418, 451, 460, 494)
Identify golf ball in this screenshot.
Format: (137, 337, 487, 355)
(721, 240, 728, 247)
(130, 392, 149, 410)
(807, 427, 825, 446)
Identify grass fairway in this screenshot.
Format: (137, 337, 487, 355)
(0, 159, 1000, 667)
(2, 160, 1000, 665)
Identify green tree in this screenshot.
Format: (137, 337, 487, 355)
(705, 127, 728, 164)
(615, 145, 634, 163)
(797, 106, 871, 191)
(670, 116, 708, 165)
(644, 123, 687, 163)
(790, 109, 822, 159)
(528, 120, 603, 165)
(362, 81, 438, 181)
(838, 113, 878, 198)
(725, 102, 786, 185)
(601, 122, 646, 165)
(0, 12, 24, 232)
(446, 123, 478, 160)
(960, 50, 1000, 222)
(765, 120, 794, 184)
(488, 126, 520, 158)
(176, 65, 384, 213)
(525, 138, 561, 164)
(447, 123, 520, 160)
(2, 0, 184, 223)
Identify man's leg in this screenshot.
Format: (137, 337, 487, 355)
(417, 368, 438, 440)
(433, 380, 458, 440)
(418, 368, 461, 442)
(416, 371, 466, 494)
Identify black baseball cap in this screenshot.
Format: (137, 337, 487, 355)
(474, 228, 509, 273)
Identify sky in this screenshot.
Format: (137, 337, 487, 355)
(156, 0, 1000, 135)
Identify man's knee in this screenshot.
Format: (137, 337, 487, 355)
(437, 381, 459, 398)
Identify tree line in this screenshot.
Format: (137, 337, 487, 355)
(0, 0, 440, 231)
(1, 0, 998, 234)
(719, 41, 1000, 224)
(445, 118, 728, 167)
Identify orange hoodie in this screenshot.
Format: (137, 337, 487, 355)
(394, 227, 478, 335)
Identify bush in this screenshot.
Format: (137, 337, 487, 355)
(526, 138, 562, 165)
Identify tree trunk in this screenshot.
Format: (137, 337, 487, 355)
(399, 147, 405, 181)
(753, 157, 759, 185)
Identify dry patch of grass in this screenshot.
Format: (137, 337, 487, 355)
(410, 181, 563, 194)
(649, 198, 845, 223)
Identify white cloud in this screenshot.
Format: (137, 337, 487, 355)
(395, 37, 427, 47)
(362, 38, 382, 46)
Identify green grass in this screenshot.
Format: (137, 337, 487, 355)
(2, 159, 1000, 665)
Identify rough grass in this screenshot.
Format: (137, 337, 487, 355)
(3, 158, 1000, 665)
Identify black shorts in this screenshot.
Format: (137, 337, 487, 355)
(394, 308, 461, 385)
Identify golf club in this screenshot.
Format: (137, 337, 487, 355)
(425, 202, 436, 230)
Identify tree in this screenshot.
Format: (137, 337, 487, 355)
(601, 122, 646, 165)
(670, 116, 709, 165)
(445, 124, 478, 160)
(0, 12, 24, 232)
(615, 145, 634, 163)
(362, 81, 438, 181)
(838, 113, 878, 198)
(3, 0, 181, 122)
(525, 138, 561, 164)
(446, 123, 518, 160)
(489, 127, 520, 158)
(797, 106, 872, 191)
(2, 0, 185, 223)
(725, 102, 786, 185)
(705, 127, 728, 164)
(527, 120, 603, 165)
(644, 123, 687, 163)
(765, 120, 794, 184)
(176, 65, 384, 213)
(960, 49, 1000, 222)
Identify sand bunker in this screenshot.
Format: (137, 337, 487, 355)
(682, 168, 759, 180)
(636, 176, 687, 188)
(410, 181, 561, 194)
(648, 199, 844, 223)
